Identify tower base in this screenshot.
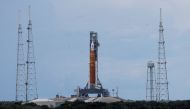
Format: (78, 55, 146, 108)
(75, 82, 110, 97)
(78, 88, 110, 97)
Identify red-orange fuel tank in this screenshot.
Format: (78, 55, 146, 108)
(90, 49, 96, 84)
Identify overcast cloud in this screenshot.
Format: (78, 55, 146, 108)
(0, 0, 190, 100)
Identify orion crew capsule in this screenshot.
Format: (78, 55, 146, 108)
(90, 41, 95, 50)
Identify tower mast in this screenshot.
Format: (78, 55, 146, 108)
(156, 8, 169, 101)
(16, 11, 26, 101)
(26, 6, 38, 102)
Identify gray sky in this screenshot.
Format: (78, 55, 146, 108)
(0, 0, 190, 100)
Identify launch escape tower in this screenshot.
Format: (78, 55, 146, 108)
(25, 6, 38, 102)
(16, 7, 38, 102)
(146, 61, 156, 101)
(16, 14, 26, 101)
(156, 8, 169, 101)
(76, 31, 110, 97)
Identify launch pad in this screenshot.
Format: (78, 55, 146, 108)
(77, 87, 110, 97)
(75, 31, 109, 97)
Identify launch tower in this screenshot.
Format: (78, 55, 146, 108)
(76, 31, 109, 97)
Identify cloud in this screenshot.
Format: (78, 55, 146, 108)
(47, 0, 190, 100)
(1, 0, 190, 100)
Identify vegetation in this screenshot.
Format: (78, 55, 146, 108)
(0, 102, 53, 109)
(56, 100, 190, 109)
(1, 100, 190, 109)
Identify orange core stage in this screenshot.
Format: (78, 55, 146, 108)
(90, 49, 96, 84)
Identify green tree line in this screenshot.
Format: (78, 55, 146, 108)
(1, 100, 190, 109)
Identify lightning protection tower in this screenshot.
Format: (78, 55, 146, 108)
(156, 8, 169, 101)
(146, 61, 156, 101)
(16, 12, 26, 101)
(25, 6, 38, 102)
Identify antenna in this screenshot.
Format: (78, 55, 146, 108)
(156, 8, 169, 101)
(112, 89, 115, 97)
(26, 6, 38, 102)
(160, 8, 162, 24)
(28, 5, 31, 20)
(16, 11, 26, 101)
(17, 10, 21, 26)
(116, 87, 119, 97)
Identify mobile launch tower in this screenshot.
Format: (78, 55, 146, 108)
(76, 31, 109, 97)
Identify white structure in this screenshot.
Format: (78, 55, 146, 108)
(30, 99, 56, 108)
(30, 96, 125, 107)
(30, 95, 67, 108)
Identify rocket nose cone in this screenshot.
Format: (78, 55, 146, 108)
(91, 42, 94, 50)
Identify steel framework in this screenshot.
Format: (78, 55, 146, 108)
(156, 8, 169, 101)
(25, 6, 38, 102)
(16, 20, 26, 101)
(146, 61, 156, 101)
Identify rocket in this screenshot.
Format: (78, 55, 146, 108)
(89, 42, 96, 85)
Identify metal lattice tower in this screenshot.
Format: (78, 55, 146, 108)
(16, 14, 26, 101)
(156, 8, 169, 101)
(146, 61, 156, 101)
(26, 6, 38, 102)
